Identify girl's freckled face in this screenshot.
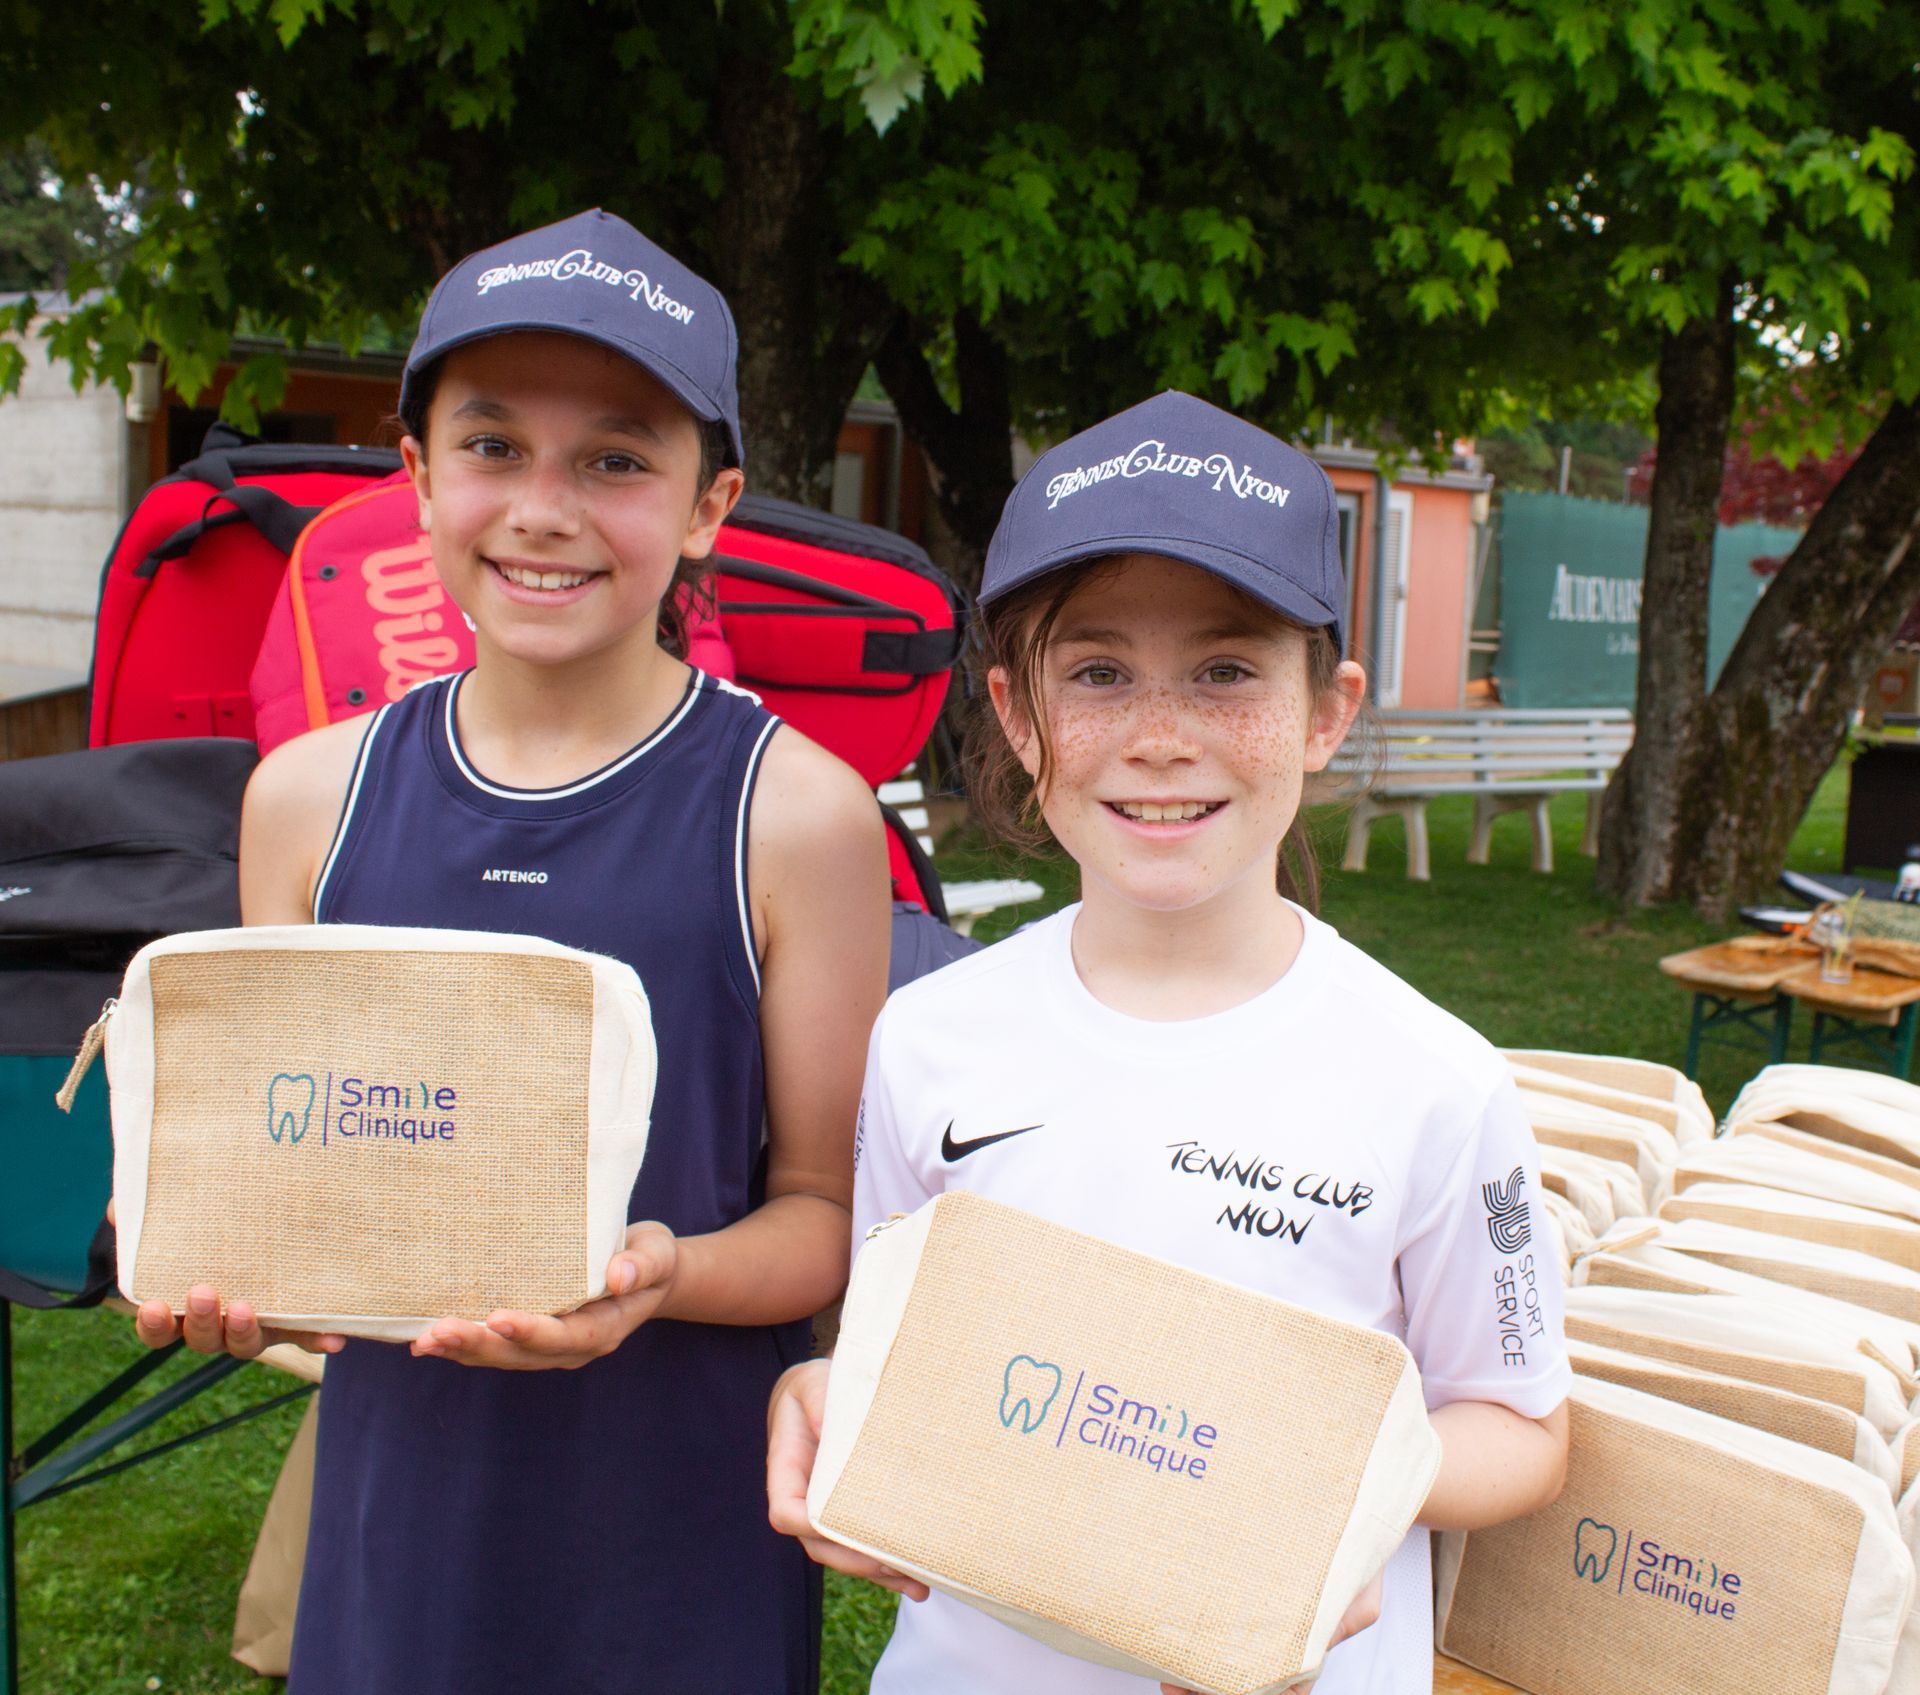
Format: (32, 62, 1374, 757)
(994, 555, 1342, 916)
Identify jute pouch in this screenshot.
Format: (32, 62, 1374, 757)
(1731, 1121, 1920, 1196)
(1509, 1060, 1708, 1147)
(1724, 1066, 1920, 1170)
(1641, 1215, 1920, 1326)
(808, 1192, 1442, 1695)
(1503, 1049, 1713, 1144)
(1900, 1422, 1920, 1497)
(1578, 1222, 1920, 1364)
(101, 924, 655, 1339)
(1522, 1094, 1677, 1203)
(1539, 1144, 1646, 1230)
(1539, 1188, 1593, 1274)
(1661, 1182, 1920, 1276)
(1435, 1376, 1913, 1695)
(1562, 1286, 1913, 1436)
(1568, 1338, 1898, 1489)
(1673, 1138, 1920, 1229)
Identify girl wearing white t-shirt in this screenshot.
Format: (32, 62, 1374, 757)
(768, 391, 1571, 1695)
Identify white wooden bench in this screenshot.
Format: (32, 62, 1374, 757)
(1329, 709, 1633, 881)
(878, 778, 1045, 936)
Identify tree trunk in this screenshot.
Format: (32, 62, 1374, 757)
(1656, 399, 1920, 913)
(1595, 287, 1738, 904)
(709, 60, 887, 507)
(872, 312, 1015, 592)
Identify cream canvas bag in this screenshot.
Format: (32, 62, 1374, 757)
(1562, 1286, 1914, 1436)
(1567, 1338, 1898, 1488)
(808, 1192, 1442, 1695)
(1673, 1138, 1920, 1229)
(1662, 1182, 1920, 1276)
(1522, 1093, 1677, 1203)
(1724, 1066, 1920, 1169)
(1574, 1229, 1920, 1394)
(1731, 1121, 1920, 1195)
(1631, 1215, 1920, 1326)
(1509, 1059, 1709, 1146)
(1539, 1188, 1593, 1273)
(1435, 1376, 1913, 1695)
(1538, 1143, 1646, 1229)
(1503, 1049, 1713, 1143)
(99, 924, 656, 1340)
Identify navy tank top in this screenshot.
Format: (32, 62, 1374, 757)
(290, 669, 819, 1695)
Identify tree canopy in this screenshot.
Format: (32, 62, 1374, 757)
(7, 0, 1920, 909)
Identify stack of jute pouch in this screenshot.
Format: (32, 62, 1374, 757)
(81, 924, 658, 1339)
(1439, 1057, 1920, 1695)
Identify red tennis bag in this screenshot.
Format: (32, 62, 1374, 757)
(248, 484, 968, 907)
(87, 425, 401, 746)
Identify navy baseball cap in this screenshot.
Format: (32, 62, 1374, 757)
(401, 208, 743, 468)
(981, 392, 1345, 648)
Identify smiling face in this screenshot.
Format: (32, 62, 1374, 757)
(401, 330, 742, 672)
(988, 555, 1362, 919)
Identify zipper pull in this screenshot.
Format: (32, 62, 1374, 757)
(56, 997, 117, 1114)
(864, 1212, 909, 1242)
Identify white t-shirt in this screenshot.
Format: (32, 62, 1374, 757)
(850, 904, 1570, 1695)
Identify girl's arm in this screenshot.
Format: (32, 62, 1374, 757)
(1420, 1398, 1570, 1530)
(421, 726, 888, 1367)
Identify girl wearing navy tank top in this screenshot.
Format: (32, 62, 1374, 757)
(129, 211, 890, 1694)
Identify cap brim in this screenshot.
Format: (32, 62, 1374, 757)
(982, 534, 1341, 646)
(400, 323, 740, 464)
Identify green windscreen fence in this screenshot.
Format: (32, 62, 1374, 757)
(1494, 492, 1802, 708)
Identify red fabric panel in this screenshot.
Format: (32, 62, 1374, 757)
(885, 827, 928, 911)
(712, 522, 956, 786)
(92, 469, 386, 746)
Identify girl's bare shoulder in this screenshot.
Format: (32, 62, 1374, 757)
(240, 717, 379, 919)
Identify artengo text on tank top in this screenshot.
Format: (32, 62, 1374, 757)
(481, 868, 549, 885)
(266, 1071, 459, 1149)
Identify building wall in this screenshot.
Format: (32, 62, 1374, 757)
(0, 343, 126, 678)
(1399, 484, 1474, 709)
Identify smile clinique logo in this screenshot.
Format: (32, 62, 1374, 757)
(997, 1353, 1217, 1482)
(1572, 1516, 1744, 1621)
(263, 1071, 461, 1150)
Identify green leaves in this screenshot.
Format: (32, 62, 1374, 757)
(789, 0, 984, 130)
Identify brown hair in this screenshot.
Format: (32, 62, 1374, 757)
(961, 561, 1354, 912)
(397, 356, 735, 659)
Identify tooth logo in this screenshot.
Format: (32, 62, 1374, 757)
(1000, 1355, 1063, 1434)
(267, 1073, 316, 1145)
(1574, 1517, 1618, 1583)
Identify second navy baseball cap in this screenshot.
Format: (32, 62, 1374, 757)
(401, 208, 743, 468)
(981, 392, 1345, 648)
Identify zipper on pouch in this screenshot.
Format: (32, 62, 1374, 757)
(56, 995, 117, 1114)
(864, 1212, 910, 1243)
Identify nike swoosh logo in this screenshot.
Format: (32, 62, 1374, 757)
(941, 1121, 1043, 1161)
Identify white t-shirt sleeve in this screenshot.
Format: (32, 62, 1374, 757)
(1396, 1075, 1571, 1419)
(851, 1003, 939, 1244)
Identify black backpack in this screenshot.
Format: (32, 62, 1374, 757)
(0, 738, 256, 1305)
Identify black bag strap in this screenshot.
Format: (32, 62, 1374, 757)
(0, 1215, 115, 1310)
(135, 482, 324, 578)
(880, 800, 950, 926)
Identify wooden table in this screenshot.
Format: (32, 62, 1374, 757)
(1660, 936, 1920, 1079)
(1434, 1652, 1526, 1693)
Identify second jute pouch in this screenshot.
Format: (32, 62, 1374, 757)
(96, 924, 656, 1339)
(807, 1191, 1442, 1695)
(1436, 1376, 1914, 1695)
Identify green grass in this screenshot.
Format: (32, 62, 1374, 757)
(7, 768, 1851, 1693)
